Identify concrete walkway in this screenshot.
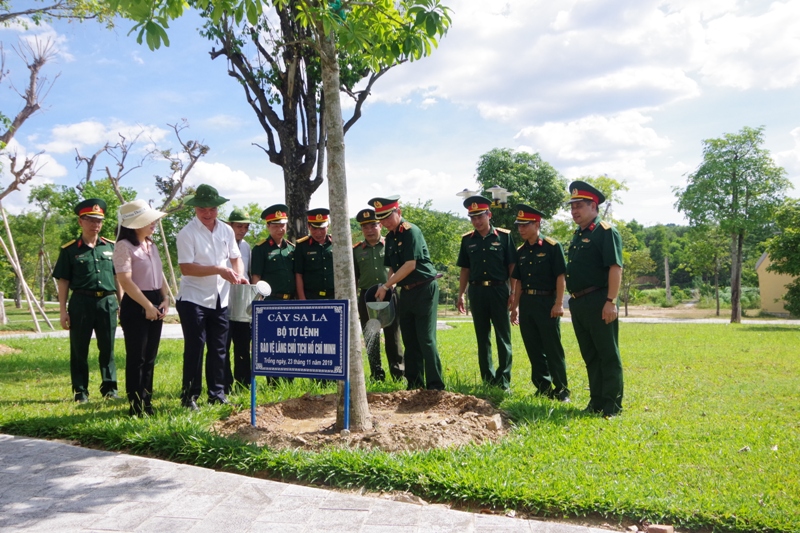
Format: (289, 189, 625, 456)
(0, 434, 612, 533)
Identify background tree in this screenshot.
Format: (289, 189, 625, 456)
(676, 224, 730, 315)
(620, 249, 656, 316)
(675, 126, 790, 323)
(580, 175, 629, 218)
(764, 198, 800, 317)
(199, 3, 394, 239)
(473, 148, 566, 230)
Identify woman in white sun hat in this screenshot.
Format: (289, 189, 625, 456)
(112, 200, 168, 417)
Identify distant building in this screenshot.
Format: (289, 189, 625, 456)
(755, 252, 796, 316)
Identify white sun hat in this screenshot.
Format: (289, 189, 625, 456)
(118, 200, 167, 229)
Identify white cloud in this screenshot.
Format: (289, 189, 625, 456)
(185, 161, 278, 206)
(36, 121, 170, 154)
(515, 111, 671, 163)
(367, 0, 800, 126)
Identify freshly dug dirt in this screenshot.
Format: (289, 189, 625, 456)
(213, 389, 508, 452)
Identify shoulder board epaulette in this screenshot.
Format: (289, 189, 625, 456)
(516, 243, 524, 251)
(287, 240, 295, 247)
(101, 237, 115, 244)
(544, 237, 557, 246)
(256, 239, 266, 246)
(496, 227, 510, 234)
(61, 239, 76, 249)
(401, 221, 412, 230)
(353, 241, 362, 249)
(600, 221, 612, 230)
(296, 235, 310, 244)
(462, 231, 473, 238)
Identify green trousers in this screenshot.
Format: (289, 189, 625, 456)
(397, 280, 444, 390)
(519, 294, 568, 395)
(68, 293, 118, 398)
(468, 284, 513, 388)
(568, 289, 623, 415)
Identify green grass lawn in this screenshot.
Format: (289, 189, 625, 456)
(0, 322, 798, 532)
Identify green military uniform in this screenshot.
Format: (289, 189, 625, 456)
(370, 195, 444, 390)
(353, 208, 404, 381)
(52, 199, 118, 401)
(565, 181, 624, 416)
(456, 196, 516, 389)
(511, 204, 569, 398)
(294, 234, 334, 299)
(251, 237, 296, 299)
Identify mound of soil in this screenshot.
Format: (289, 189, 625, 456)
(214, 389, 507, 452)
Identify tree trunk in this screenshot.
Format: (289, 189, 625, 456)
(730, 231, 744, 323)
(157, 219, 179, 297)
(317, 26, 371, 432)
(664, 256, 671, 305)
(285, 165, 321, 242)
(0, 292, 6, 325)
(14, 277, 21, 309)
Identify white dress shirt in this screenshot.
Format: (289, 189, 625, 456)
(177, 217, 241, 309)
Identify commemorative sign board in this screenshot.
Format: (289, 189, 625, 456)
(251, 300, 350, 381)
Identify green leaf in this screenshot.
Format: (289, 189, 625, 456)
(246, 0, 259, 25)
(425, 14, 436, 37)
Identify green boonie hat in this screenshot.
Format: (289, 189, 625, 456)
(306, 207, 330, 228)
(75, 198, 107, 219)
(261, 204, 289, 224)
(463, 195, 492, 217)
(514, 204, 544, 224)
(356, 208, 378, 225)
(367, 195, 400, 220)
(568, 181, 605, 205)
(184, 184, 229, 208)
(226, 208, 252, 224)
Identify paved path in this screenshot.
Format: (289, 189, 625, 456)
(0, 434, 611, 533)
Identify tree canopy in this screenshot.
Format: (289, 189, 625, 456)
(474, 148, 566, 230)
(675, 126, 791, 322)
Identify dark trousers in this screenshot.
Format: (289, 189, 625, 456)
(225, 320, 252, 390)
(569, 289, 623, 416)
(398, 280, 444, 390)
(519, 294, 568, 395)
(468, 284, 513, 388)
(120, 291, 163, 408)
(68, 293, 118, 398)
(176, 297, 229, 404)
(358, 290, 404, 381)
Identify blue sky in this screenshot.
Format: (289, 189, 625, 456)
(2, 0, 799, 226)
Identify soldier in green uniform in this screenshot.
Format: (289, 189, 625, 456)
(251, 204, 296, 300)
(369, 195, 444, 391)
(509, 204, 570, 401)
(353, 208, 404, 381)
(52, 198, 119, 403)
(295, 208, 335, 300)
(565, 181, 624, 417)
(456, 196, 516, 390)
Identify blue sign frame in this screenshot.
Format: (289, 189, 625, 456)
(250, 299, 350, 428)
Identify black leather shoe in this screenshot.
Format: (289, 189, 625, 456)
(182, 400, 200, 411)
(103, 391, 121, 400)
(75, 393, 88, 404)
(208, 397, 230, 406)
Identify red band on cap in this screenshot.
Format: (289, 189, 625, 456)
(571, 189, 599, 204)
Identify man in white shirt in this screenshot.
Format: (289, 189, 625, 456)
(224, 208, 252, 392)
(176, 185, 247, 410)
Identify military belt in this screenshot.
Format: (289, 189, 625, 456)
(272, 293, 293, 300)
(73, 289, 116, 298)
(570, 286, 600, 299)
(402, 273, 443, 291)
(470, 280, 506, 287)
(524, 289, 554, 296)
